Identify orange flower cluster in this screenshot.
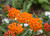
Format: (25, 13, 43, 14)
(28, 18, 42, 31)
(43, 23, 50, 32)
(8, 8, 19, 19)
(8, 23, 24, 34)
(4, 5, 10, 12)
(16, 12, 42, 31)
(4, 6, 42, 32)
(3, 30, 15, 36)
(16, 12, 32, 23)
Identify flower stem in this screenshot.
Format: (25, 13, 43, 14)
(23, 23, 24, 28)
(33, 11, 38, 18)
(31, 31, 34, 36)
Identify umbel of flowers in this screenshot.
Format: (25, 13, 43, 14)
(28, 18, 42, 31)
(8, 8, 19, 19)
(3, 30, 15, 36)
(8, 23, 24, 34)
(3, 5, 42, 36)
(43, 23, 50, 32)
(16, 12, 32, 23)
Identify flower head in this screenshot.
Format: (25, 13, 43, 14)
(3, 30, 15, 36)
(16, 12, 32, 23)
(4, 5, 10, 12)
(43, 23, 50, 32)
(29, 18, 42, 31)
(8, 23, 24, 34)
(8, 8, 19, 19)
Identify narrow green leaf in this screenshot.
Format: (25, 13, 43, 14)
(25, 30, 32, 36)
(0, 31, 3, 36)
(23, 2, 26, 12)
(22, 30, 29, 36)
(33, 31, 37, 35)
(17, 29, 27, 36)
(12, 0, 15, 8)
(38, 0, 48, 3)
(0, 26, 7, 32)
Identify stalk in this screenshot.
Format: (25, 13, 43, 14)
(31, 31, 34, 36)
(23, 23, 24, 28)
(33, 11, 38, 18)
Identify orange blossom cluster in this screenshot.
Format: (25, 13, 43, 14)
(8, 23, 24, 34)
(4, 5, 10, 12)
(16, 12, 32, 23)
(28, 18, 42, 31)
(3, 30, 15, 36)
(8, 8, 19, 19)
(16, 12, 42, 31)
(4, 6, 42, 31)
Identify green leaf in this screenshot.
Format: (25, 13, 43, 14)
(42, 4, 50, 11)
(41, 24, 44, 31)
(23, 1, 27, 12)
(4, 0, 11, 5)
(0, 26, 7, 32)
(0, 31, 3, 36)
(22, 30, 29, 36)
(12, 0, 15, 8)
(25, 30, 32, 36)
(33, 31, 37, 35)
(26, 3, 32, 12)
(38, 0, 48, 4)
(17, 29, 27, 36)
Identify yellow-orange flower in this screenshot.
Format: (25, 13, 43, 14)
(8, 23, 24, 34)
(16, 12, 32, 23)
(8, 8, 19, 19)
(28, 18, 42, 31)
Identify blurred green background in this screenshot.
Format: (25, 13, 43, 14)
(0, 0, 50, 12)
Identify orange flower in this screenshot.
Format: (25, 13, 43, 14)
(16, 12, 32, 23)
(3, 30, 15, 36)
(4, 5, 10, 12)
(8, 8, 20, 19)
(29, 18, 42, 31)
(8, 23, 24, 34)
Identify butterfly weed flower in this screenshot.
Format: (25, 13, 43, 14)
(3, 30, 15, 36)
(29, 18, 42, 31)
(16, 12, 32, 23)
(4, 5, 10, 12)
(8, 8, 20, 19)
(8, 23, 24, 34)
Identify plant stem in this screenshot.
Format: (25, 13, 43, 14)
(23, 23, 24, 28)
(33, 11, 38, 18)
(31, 31, 34, 36)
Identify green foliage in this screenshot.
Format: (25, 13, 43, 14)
(38, 0, 48, 4)
(40, 12, 49, 22)
(0, 0, 50, 12)
(17, 29, 28, 36)
(42, 4, 50, 11)
(23, 0, 33, 12)
(0, 31, 3, 36)
(0, 26, 7, 32)
(25, 30, 32, 36)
